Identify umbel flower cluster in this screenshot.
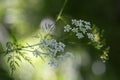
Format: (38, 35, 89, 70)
(64, 19, 94, 40)
(64, 19, 109, 62)
(39, 38, 65, 56)
(0, 18, 109, 75)
(33, 38, 73, 67)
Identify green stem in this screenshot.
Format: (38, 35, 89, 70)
(56, 0, 68, 21)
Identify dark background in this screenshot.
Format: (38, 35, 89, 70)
(67, 0, 120, 79)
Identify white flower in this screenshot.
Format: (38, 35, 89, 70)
(40, 18, 55, 34)
(39, 39, 49, 48)
(76, 21, 80, 27)
(57, 46, 64, 52)
(39, 38, 74, 67)
(64, 19, 95, 41)
(58, 42, 66, 48)
(48, 58, 58, 67)
(76, 20, 83, 27)
(79, 27, 86, 34)
(87, 33, 94, 40)
(85, 25, 91, 30)
(72, 19, 77, 25)
(84, 21, 91, 25)
(49, 39, 57, 48)
(33, 49, 41, 57)
(79, 20, 84, 27)
(72, 19, 83, 27)
(57, 42, 66, 52)
(64, 25, 71, 32)
(72, 27, 78, 33)
(76, 33, 84, 39)
(48, 48, 55, 54)
(40, 38, 66, 56)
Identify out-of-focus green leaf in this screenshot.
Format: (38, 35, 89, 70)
(0, 42, 4, 54)
(15, 56, 22, 62)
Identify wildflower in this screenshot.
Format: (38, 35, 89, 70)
(85, 25, 91, 30)
(55, 42, 65, 52)
(56, 46, 64, 52)
(79, 20, 84, 26)
(72, 19, 83, 27)
(33, 49, 41, 57)
(39, 39, 49, 48)
(72, 19, 77, 25)
(40, 18, 55, 34)
(76, 20, 83, 27)
(72, 27, 78, 33)
(79, 27, 86, 34)
(40, 38, 66, 56)
(58, 42, 66, 48)
(84, 21, 91, 26)
(87, 33, 94, 40)
(49, 39, 58, 48)
(64, 25, 71, 32)
(76, 33, 84, 39)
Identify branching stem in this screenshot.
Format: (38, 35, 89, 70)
(2, 43, 40, 54)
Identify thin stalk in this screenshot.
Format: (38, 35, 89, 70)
(56, 0, 68, 21)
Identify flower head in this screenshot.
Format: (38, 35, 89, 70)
(64, 25, 71, 32)
(76, 33, 84, 39)
(33, 49, 41, 57)
(72, 27, 78, 33)
(40, 38, 66, 56)
(87, 33, 94, 40)
(40, 18, 55, 34)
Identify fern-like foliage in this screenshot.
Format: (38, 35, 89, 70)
(3, 41, 33, 75)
